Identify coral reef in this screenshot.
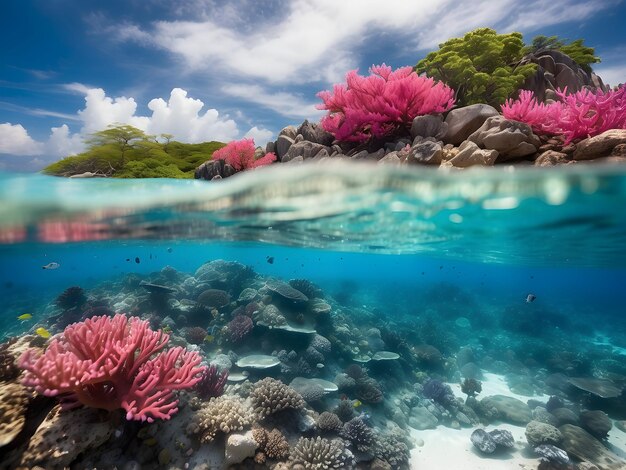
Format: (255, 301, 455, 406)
(194, 364, 228, 399)
(317, 412, 343, 432)
(250, 377, 305, 418)
(226, 314, 253, 343)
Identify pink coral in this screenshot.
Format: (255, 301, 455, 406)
(18, 314, 205, 422)
(502, 86, 626, 144)
(317, 64, 456, 142)
(212, 138, 277, 170)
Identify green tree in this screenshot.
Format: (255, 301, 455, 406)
(522, 35, 600, 74)
(87, 124, 148, 168)
(415, 28, 537, 108)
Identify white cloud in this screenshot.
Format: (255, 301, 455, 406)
(594, 66, 626, 88)
(145, 88, 238, 142)
(222, 84, 324, 120)
(243, 126, 274, 147)
(0, 123, 43, 155)
(118, 0, 615, 86)
(0, 87, 246, 163)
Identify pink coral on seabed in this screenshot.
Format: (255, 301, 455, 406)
(18, 314, 205, 422)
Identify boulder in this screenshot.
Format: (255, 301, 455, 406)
(470, 429, 496, 453)
(194, 159, 237, 180)
(446, 141, 498, 168)
(442, 104, 500, 145)
(378, 152, 402, 166)
(534, 444, 570, 465)
(525, 420, 563, 447)
(407, 140, 443, 165)
(282, 141, 330, 162)
(468, 116, 541, 160)
(410, 114, 448, 140)
(534, 150, 570, 166)
(551, 407, 579, 426)
(409, 406, 439, 430)
(573, 129, 626, 161)
(297, 120, 334, 146)
(559, 424, 623, 470)
(278, 125, 297, 139)
(276, 135, 295, 160)
(580, 410, 612, 440)
(481, 395, 532, 425)
(488, 429, 515, 448)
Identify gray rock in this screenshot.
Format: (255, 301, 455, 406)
(265, 140, 276, 155)
(294, 133, 304, 143)
(194, 159, 237, 180)
(276, 135, 295, 160)
(409, 406, 439, 430)
(447, 141, 499, 167)
(410, 114, 448, 140)
(283, 141, 329, 162)
(537, 55, 557, 74)
(555, 63, 581, 92)
(532, 407, 559, 427)
(560, 424, 623, 469)
(480, 395, 532, 425)
(580, 410, 612, 440)
(297, 119, 334, 146)
(351, 150, 370, 160)
(408, 140, 443, 165)
(442, 104, 500, 145)
(468, 116, 540, 160)
(525, 420, 563, 447)
(471, 429, 497, 454)
(488, 429, 515, 448)
(573, 129, 626, 160)
(278, 125, 297, 139)
(534, 444, 570, 465)
(552, 407, 579, 426)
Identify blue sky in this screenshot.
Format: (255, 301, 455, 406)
(1, 0, 625, 171)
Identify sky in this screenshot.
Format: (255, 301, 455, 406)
(1, 0, 625, 172)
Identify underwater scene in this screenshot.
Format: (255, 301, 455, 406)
(1, 163, 626, 470)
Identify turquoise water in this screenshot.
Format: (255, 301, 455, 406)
(2, 163, 626, 468)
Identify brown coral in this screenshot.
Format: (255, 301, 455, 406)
(187, 395, 253, 443)
(253, 427, 290, 460)
(197, 289, 231, 308)
(0, 337, 19, 381)
(290, 437, 354, 469)
(0, 381, 29, 447)
(249, 378, 305, 418)
(317, 412, 343, 432)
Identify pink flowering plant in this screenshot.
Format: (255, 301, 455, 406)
(212, 138, 277, 170)
(502, 86, 626, 144)
(18, 314, 205, 422)
(317, 64, 456, 142)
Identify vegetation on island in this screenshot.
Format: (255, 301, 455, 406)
(521, 35, 601, 73)
(43, 124, 225, 178)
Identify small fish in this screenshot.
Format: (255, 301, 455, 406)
(162, 326, 172, 334)
(526, 293, 536, 303)
(204, 335, 214, 343)
(35, 327, 51, 339)
(42, 262, 60, 270)
(266, 256, 274, 264)
(17, 313, 32, 321)
(353, 399, 362, 408)
(149, 254, 152, 260)
(167, 247, 173, 253)
(135, 257, 140, 264)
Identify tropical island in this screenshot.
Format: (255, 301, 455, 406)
(42, 29, 625, 180)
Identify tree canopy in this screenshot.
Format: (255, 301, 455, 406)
(43, 124, 225, 178)
(415, 28, 537, 108)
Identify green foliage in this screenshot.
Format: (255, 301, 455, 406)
(43, 124, 225, 178)
(415, 28, 537, 108)
(522, 35, 600, 73)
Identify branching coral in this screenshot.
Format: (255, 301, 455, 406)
(194, 364, 228, 399)
(340, 417, 375, 452)
(249, 377, 305, 418)
(253, 427, 290, 460)
(317, 64, 455, 142)
(226, 315, 253, 343)
(18, 314, 205, 422)
(502, 86, 626, 144)
(290, 437, 354, 469)
(317, 412, 343, 432)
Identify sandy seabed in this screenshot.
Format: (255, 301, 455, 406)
(409, 373, 626, 470)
